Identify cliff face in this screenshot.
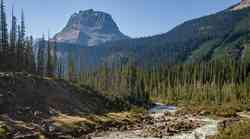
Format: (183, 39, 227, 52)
(54, 9, 129, 46)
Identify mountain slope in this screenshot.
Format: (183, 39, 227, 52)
(54, 9, 129, 46)
(87, 3, 250, 66)
(0, 73, 119, 118)
(0, 73, 145, 138)
(54, 2, 250, 70)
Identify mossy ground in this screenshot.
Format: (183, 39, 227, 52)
(215, 119, 250, 139)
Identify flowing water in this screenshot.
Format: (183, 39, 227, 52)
(92, 104, 219, 139)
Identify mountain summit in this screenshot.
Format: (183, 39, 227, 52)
(54, 9, 129, 46)
(232, 0, 250, 11)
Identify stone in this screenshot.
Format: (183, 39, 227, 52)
(48, 125, 56, 132)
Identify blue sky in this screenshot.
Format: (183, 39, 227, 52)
(6, 0, 239, 38)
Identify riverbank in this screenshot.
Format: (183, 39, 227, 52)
(89, 104, 250, 139)
(0, 109, 146, 139)
(1, 103, 249, 139)
(92, 113, 204, 138)
(90, 105, 220, 139)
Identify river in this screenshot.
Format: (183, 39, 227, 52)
(92, 104, 219, 139)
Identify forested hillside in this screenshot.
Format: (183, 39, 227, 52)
(60, 5, 250, 70)
(80, 58, 250, 107)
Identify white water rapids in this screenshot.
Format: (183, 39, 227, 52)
(92, 104, 220, 139)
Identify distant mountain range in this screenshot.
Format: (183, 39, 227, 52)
(54, 0, 250, 70)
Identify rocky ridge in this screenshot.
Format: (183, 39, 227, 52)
(54, 9, 129, 46)
(232, 0, 250, 11)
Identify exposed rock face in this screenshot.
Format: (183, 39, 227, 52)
(54, 9, 129, 46)
(232, 0, 250, 11)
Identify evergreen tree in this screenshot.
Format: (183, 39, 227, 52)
(0, 0, 8, 70)
(57, 57, 65, 79)
(37, 35, 45, 76)
(68, 51, 77, 82)
(20, 9, 25, 43)
(53, 40, 58, 77)
(16, 24, 23, 71)
(46, 34, 54, 77)
(9, 6, 17, 70)
(26, 36, 36, 73)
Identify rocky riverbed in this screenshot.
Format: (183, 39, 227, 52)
(1, 103, 246, 139)
(91, 104, 220, 139)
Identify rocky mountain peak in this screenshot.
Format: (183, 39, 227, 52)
(232, 0, 250, 11)
(54, 9, 129, 46)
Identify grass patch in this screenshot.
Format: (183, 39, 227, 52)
(129, 106, 147, 114)
(51, 111, 143, 133)
(0, 127, 7, 137)
(38, 134, 47, 139)
(215, 120, 250, 139)
(177, 103, 249, 117)
(52, 114, 95, 129)
(0, 122, 7, 138)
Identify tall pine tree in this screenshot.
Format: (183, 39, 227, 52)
(46, 33, 54, 77)
(0, 0, 8, 70)
(37, 35, 45, 76)
(53, 40, 58, 77)
(20, 9, 25, 43)
(9, 6, 17, 70)
(16, 24, 23, 71)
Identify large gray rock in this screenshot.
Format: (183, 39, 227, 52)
(54, 9, 129, 46)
